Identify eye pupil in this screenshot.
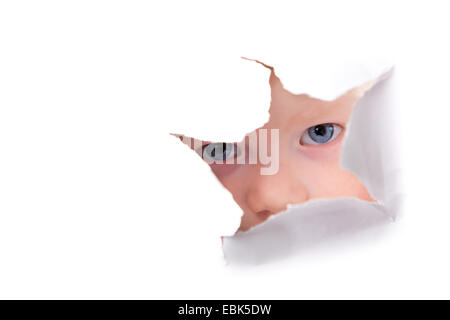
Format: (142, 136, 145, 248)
(314, 125, 327, 136)
(209, 143, 227, 159)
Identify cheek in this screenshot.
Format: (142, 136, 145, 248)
(298, 134, 344, 163)
(209, 164, 250, 201)
(327, 170, 373, 200)
(296, 161, 372, 200)
(209, 163, 241, 178)
(292, 140, 372, 200)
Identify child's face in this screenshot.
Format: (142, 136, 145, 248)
(184, 72, 373, 231)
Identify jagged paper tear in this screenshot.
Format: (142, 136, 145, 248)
(223, 198, 392, 265)
(341, 68, 401, 216)
(222, 65, 400, 265)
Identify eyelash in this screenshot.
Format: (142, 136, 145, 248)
(299, 123, 343, 146)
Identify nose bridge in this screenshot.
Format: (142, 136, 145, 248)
(244, 163, 310, 215)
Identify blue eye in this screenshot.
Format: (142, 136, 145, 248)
(300, 123, 343, 145)
(202, 142, 237, 162)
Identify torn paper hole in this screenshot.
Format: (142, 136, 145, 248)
(172, 58, 399, 265)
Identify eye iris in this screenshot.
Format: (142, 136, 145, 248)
(308, 124, 334, 143)
(204, 143, 234, 161)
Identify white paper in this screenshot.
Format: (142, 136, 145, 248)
(221, 65, 399, 264)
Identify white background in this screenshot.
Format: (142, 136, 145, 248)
(1, 1, 450, 299)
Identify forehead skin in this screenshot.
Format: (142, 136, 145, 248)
(267, 71, 368, 131)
